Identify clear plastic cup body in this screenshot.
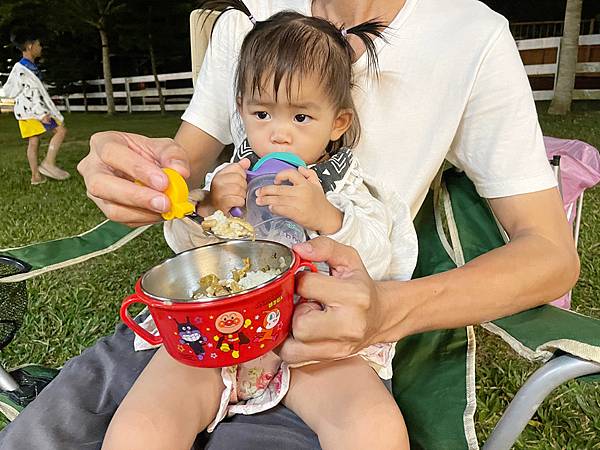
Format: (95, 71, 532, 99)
(246, 174, 306, 247)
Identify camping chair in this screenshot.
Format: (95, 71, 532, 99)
(0, 221, 149, 419)
(393, 163, 600, 449)
(188, 9, 600, 449)
(2, 159, 597, 445)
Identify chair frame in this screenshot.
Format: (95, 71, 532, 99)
(483, 355, 600, 449)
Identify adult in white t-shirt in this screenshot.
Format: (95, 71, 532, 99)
(183, 0, 557, 217)
(2, 1, 578, 449)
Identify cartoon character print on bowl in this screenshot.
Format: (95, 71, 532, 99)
(120, 242, 318, 368)
(253, 308, 283, 343)
(175, 316, 208, 361)
(214, 311, 252, 359)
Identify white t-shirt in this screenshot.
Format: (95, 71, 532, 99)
(182, 0, 556, 217)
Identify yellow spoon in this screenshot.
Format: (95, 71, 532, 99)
(159, 168, 196, 221)
(145, 168, 254, 240)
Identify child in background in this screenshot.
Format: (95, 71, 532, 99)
(5, 30, 69, 185)
(104, 2, 417, 449)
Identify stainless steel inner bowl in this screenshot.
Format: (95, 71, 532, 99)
(140, 240, 294, 303)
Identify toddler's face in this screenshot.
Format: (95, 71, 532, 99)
(28, 40, 43, 58)
(239, 74, 351, 164)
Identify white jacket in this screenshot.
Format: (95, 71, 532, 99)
(4, 61, 64, 122)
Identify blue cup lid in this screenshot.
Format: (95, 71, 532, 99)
(251, 152, 306, 172)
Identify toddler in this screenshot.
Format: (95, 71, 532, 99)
(5, 30, 69, 184)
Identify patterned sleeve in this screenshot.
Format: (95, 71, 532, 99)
(3, 66, 23, 98)
(314, 160, 417, 281)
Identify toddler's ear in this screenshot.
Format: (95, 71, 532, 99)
(330, 109, 353, 142)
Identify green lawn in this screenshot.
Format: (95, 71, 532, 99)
(0, 108, 599, 447)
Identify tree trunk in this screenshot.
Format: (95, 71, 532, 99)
(99, 27, 116, 115)
(83, 81, 88, 113)
(548, 0, 583, 115)
(148, 35, 165, 115)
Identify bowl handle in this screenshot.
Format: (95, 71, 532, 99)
(294, 259, 319, 305)
(120, 294, 163, 346)
(296, 259, 318, 274)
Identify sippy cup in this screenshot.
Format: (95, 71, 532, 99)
(239, 153, 307, 247)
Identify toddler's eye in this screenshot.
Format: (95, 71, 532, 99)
(255, 111, 271, 120)
(294, 114, 312, 123)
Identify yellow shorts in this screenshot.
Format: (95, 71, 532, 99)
(18, 118, 61, 139)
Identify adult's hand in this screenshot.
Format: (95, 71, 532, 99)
(279, 237, 388, 364)
(78, 131, 190, 227)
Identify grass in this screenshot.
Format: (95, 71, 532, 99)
(0, 108, 599, 446)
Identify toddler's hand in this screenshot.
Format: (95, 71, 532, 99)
(256, 166, 342, 235)
(210, 158, 251, 213)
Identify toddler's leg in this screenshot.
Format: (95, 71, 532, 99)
(26, 136, 42, 182)
(102, 347, 224, 450)
(44, 124, 67, 166)
(283, 356, 409, 450)
(40, 125, 70, 179)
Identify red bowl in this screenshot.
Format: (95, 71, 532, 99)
(120, 240, 316, 368)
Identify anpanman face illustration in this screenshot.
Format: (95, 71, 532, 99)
(215, 311, 244, 334)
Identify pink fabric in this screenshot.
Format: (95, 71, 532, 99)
(544, 137, 600, 309)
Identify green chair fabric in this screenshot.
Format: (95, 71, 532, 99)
(392, 169, 600, 449)
(0, 221, 150, 283)
(445, 171, 600, 369)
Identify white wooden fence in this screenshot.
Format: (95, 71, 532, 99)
(41, 33, 600, 112)
(54, 72, 194, 113)
(519, 34, 600, 101)
(510, 19, 598, 40)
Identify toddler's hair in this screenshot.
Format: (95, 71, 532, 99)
(9, 29, 39, 52)
(198, 0, 386, 154)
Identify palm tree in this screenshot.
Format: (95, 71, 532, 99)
(548, 0, 584, 115)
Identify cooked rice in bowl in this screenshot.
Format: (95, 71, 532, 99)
(193, 256, 287, 299)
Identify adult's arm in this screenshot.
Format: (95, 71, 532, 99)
(79, 123, 223, 227)
(174, 121, 225, 188)
(280, 186, 579, 363)
(384, 187, 579, 337)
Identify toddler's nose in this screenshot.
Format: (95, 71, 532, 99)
(270, 127, 292, 146)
